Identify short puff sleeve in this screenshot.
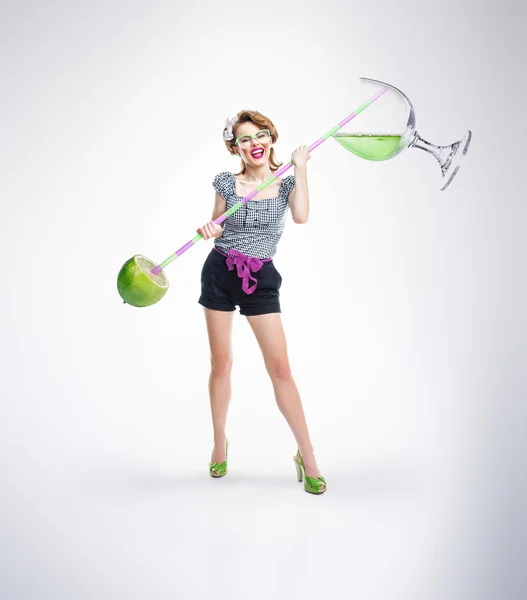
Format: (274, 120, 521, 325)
(212, 172, 233, 200)
(281, 174, 295, 198)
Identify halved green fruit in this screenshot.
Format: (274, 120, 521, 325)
(117, 255, 168, 307)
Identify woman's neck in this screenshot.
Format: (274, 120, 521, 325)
(239, 163, 273, 182)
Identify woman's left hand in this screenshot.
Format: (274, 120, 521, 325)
(291, 145, 311, 168)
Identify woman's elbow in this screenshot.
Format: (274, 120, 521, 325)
(294, 215, 309, 224)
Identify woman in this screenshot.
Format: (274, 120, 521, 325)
(197, 110, 326, 494)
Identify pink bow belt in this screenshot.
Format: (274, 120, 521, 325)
(214, 247, 272, 294)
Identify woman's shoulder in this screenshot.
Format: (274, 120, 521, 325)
(212, 171, 233, 184)
(280, 173, 295, 196)
(212, 171, 235, 197)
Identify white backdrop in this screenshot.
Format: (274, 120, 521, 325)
(1, 1, 525, 599)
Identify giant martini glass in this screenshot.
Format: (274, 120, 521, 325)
(332, 77, 472, 190)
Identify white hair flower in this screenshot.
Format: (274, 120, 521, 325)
(223, 115, 238, 141)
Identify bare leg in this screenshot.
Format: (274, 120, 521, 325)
(203, 307, 234, 474)
(246, 313, 325, 489)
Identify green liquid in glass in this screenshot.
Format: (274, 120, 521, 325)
(333, 134, 403, 161)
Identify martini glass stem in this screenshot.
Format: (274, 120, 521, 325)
(409, 132, 460, 177)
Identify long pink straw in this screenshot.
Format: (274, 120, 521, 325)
(151, 87, 388, 275)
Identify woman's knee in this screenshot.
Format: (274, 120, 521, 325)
(210, 354, 233, 377)
(267, 357, 292, 381)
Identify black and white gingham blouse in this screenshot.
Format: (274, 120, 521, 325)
(212, 171, 295, 259)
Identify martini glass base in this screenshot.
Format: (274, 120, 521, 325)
(439, 130, 472, 191)
(410, 130, 472, 191)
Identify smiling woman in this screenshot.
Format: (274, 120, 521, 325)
(195, 109, 326, 495)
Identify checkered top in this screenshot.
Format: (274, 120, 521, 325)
(212, 171, 295, 259)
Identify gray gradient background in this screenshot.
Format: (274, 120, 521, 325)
(1, 1, 525, 599)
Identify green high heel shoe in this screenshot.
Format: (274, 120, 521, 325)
(209, 438, 229, 478)
(293, 450, 327, 494)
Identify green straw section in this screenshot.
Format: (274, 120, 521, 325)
(226, 202, 243, 216)
(257, 176, 277, 191)
(324, 125, 342, 139)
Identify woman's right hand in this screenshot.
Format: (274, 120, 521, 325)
(197, 220, 223, 240)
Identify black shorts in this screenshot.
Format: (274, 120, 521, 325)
(198, 247, 282, 316)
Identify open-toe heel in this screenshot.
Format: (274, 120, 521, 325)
(209, 438, 229, 478)
(293, 450, 327, 494)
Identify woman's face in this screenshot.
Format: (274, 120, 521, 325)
(233, 121, 272, 166)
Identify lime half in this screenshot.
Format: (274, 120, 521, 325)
(117, 255, 168, 307)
